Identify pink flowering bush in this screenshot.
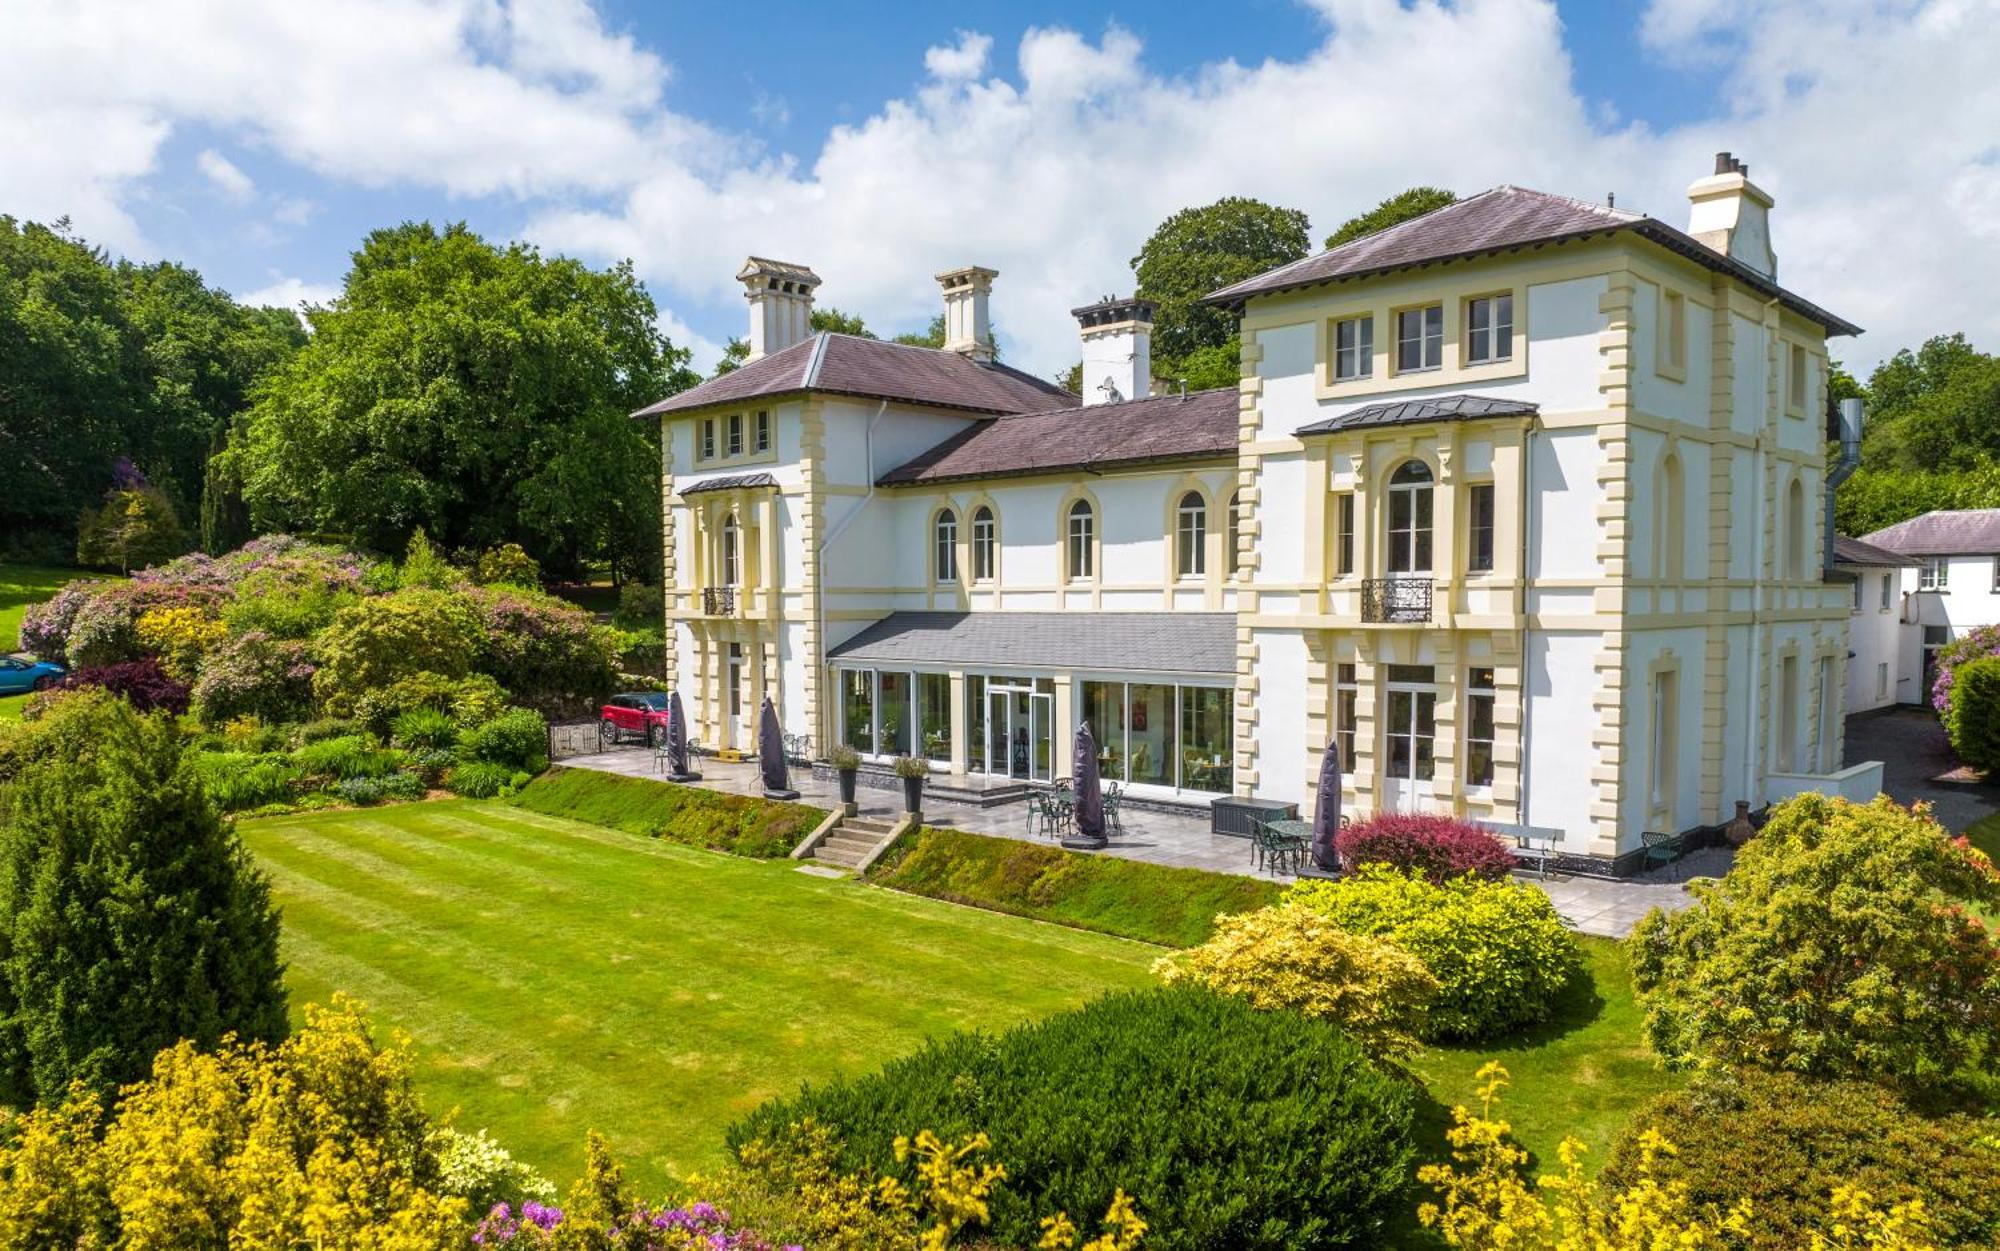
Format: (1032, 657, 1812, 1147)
(1335, 812, 1517, 883)
(467, 586, 618, 718)
(472, 1200, 794, 1249)
(18, 580, 101, 662)
(1933, 623, 2000, 714)
(191, 631, 317, 725)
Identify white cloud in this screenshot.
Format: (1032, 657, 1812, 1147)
(235, 275, 340, 316)
(1, 0, 1996, 375)
(196, 148, 254, 199)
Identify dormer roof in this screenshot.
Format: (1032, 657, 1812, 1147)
(1206, 185, 1860, 337)
(632, 332, 1076, 419)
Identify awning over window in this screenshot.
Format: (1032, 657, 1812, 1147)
(826, 611, 1236, 679)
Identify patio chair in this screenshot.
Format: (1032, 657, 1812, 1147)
(1641, 828, 1683, 880)
(1102, 782, 1124, 832)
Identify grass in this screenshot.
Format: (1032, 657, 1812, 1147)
(868, 825, 1284, 947)
(0, 563, 94, 653)
(507, 766, 825, 859)
(239, 800, 1155, 1193)
(1965, 810, 2000, 863)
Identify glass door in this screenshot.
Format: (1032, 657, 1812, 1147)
(986, 687, 1014, 776)
(1030, 691, 1054, 781)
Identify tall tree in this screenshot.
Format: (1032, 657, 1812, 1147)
(1834, 333, 2000, 535)
(226, 222, 696, 578)
(714, 306, 876, 376)
(1324, 187, 1458, 250)
(0, 691, 287, 1104)
(1132, 197, 1311, 364)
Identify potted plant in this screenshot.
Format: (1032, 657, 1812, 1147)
(829, 744, 861, 808)
(893, 754, 930, 815)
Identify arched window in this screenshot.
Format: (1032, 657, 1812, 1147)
(1784, 476, 1806, 580)
(1386, 461, 1434, 574)
(1656, 453, 1685, 581)
(971, 506, 997, 581)
(1066, 499, 1095, 581)
(934, 508, 958, 583)
(1226, 491, 1243, 577)
(1176, 491, 1207, 578)
(720, 515, 740, 586)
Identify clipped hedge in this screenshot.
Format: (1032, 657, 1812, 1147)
(870, 826, 1282, 947)
(729, 986, 1419, 1251)
(1945, 655, 2000, 773)
(1607, 1069, 2000, 1250)
(1334, 811, 1516, 883)
(505, 767, 824, 859)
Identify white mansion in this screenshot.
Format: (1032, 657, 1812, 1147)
(638, 155, 1864, 873)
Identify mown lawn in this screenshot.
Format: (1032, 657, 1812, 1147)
(239, 800, 1156, 1192)
(0, 563, 87, 653)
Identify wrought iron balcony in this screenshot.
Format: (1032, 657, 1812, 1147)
(1360, 577, 1433, 624)
(702, 585, 737, 616)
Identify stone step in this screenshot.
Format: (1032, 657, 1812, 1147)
(818, 834, 881, 855)
(841, 820, 899, 836)
(812, 847, 868, 867)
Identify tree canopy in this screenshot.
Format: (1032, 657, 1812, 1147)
(1832, 333, 2000, 535)
(1132, 197, 1311, 365)
(1325, 187, 1457, 250)
(0, 217, 302, 557)
(224, 222, 696, 580)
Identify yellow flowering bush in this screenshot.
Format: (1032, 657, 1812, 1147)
(1417, 1063, 1942, 1251)
(1152, 904, 1439, 1061)
(136, 604, 229, 681)
(0, 996, 467, 1249)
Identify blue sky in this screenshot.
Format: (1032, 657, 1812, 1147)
(4, 0, 1994, 376)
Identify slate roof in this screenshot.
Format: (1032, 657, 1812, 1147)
(879, 388, 1239, 486)
(825, 611, 1237, 677)
(1861, 510, 2000, 557)
(1832, 535, 1918, 568)
(679, 472, 778, 496)
(1206, 185, 1861, 337)
(632, 333, 1076, 419)
(1294, 394, 1537, 437)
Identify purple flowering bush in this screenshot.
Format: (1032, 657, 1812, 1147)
(19, 580, 101, 662)
(191, 631, 317, 726)
(50, 658, 191, 716)
(472, 1200, 794, 1249)
(1933, 623, 2000, 714)
(467, 587, 618, 718)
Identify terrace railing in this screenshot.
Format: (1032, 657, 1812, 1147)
(1360, 577, 1434, 624)
(702, 585, 737, 616)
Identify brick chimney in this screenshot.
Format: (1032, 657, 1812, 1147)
(936, 266, 997, 362)
(738, 257, 821, 361)
(1686, 152, 1777, 280)
(1072, 296, 1155, 406)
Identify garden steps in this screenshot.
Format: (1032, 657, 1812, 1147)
(808, 816, 902, 871)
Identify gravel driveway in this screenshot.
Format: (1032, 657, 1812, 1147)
(1845, 707, 2000, 833)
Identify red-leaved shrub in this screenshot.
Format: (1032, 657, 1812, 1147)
(1334, 812, 1515, 883)
(55, 657, 192, 716)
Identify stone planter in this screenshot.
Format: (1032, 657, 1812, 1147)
(1725, 800, 1756, 847)
(900, 775, 924, 815)
(838, 769, 858, 806)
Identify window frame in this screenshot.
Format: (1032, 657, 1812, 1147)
(1393, 303, 1445, 374)
(971, 506, 997, 583)
(727, 412, 744, 456)
(1466, 666, 1496, 789)
(700, 418, 716, 461)
(1786, 342, 1810, 417)
(1466, 482, 1495, 574)
(1334, 492, 1355, 578)
(1175, 490, 1207, 580)
(1649, 666, 1679, 814)
(754, 409, 771, 452)
(1384, 663, 1437, 782)
(1065, 499, 1096, 582)
(1333, 314, 1374, 381)
(1336, 662, 1358, 767)
(933, 508, 958, 584)
(1386, 461, 1435, 575)
(1463, 292, 1514, 366)
(1657, 288, 1688, 379)
(1225, 491, 1244, 578)
(1920, 556, 1947, 591)
(720, 514, 740, 586)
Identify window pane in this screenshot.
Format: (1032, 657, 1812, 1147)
(967, 675, 987, 771)
(1336, 494, 1354, 575)
(920, 673, 952, 762)
(1180, 687, 1232, 793)
(1126, 683, 1176, 788)
(1387, 689, 1413, 778)
(1083, 681, 1127, 782)
(878, 672, 911, 756)
(842, 669, 874, 753)
(1415, 691, 1436, 780)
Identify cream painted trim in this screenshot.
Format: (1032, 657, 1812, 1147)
(1055, 483, 1104, 604)
(1309, 278, 1531, 402)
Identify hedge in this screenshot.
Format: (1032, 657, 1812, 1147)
(505, 767, 824, 859)
(869, 826, 1282, 947)
(729, 986, 1418, 1250)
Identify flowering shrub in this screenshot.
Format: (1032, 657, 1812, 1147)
(1418, 1063, 1942, 1251)
(467, 586, 618, 718)
(1943, 656, 2000, 773)
(0, 997, 467, 1247)
(1931, 622, 2000, 713)
(311, 590, 482, 716)
(1630, 793, 2000, 1087)
(1153, 904, 1438, 1061)
(54, 657, 191, 715)
(1606, 1069, 2000, 1250)
(474, 542, 542, 588)
(135, 604, 229, 681)
(190, 630, 316, 725)
(18, 579, 99, 661)
(433, 1127, 557, 1216)
(1289, 865, 1582, 1041)
(1335, 812, 1517, 883)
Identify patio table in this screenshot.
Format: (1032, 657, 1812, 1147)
(1259, 818, 1312, 873)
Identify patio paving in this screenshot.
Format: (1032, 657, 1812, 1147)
(558, 746, 1699, 937)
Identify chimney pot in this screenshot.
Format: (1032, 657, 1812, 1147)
(1072, 295, 1156, 406)
(737, 257, 821, 361)
(936, 266, 998, 363)
(1686, 155, 1777, 279)
(1714, 150, 1734, 175)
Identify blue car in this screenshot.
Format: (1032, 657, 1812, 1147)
(0, 656, 65, 695)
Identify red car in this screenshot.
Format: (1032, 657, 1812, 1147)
(599, 692, 672, 747)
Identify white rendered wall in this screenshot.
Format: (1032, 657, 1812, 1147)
(1250, 628, 1309, 805)
(1843, 566, 1915, 712)
(1523, 630, 1600, 846)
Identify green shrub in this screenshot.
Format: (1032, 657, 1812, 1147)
(378, 772, 428, 801)
(472, 542, 541, 590)
(190, 630, 316, 726)
(431, 1127, 557, 1213)
(331, 776, 386, 805)
(1946, 656, 2000, 772)
(1630, 793, 2000, 1088)
(457, 707, 547, 770)
(871, 826, 1282, 947)
(192, 750, 300, 812)
(223, 580, 360, 640)
(292, 734, 401, 781)
(465, 587, 617, 718)
(1606, 1069, 2000, 1250)
(505, 767, 824, 858)
(352, 671, 508, 737)
(296, 716, 363, 744)
(0, 690, 285, 1103)
(613, 581, 662, 628)
(1153, 904, 1439, 1062)
(445, 761, 517, 799)
(390, 707, 457, 752)
(730, 986, 1419, 1251)
(1288, 865, 1582, 1041)
(310, 590, 481, 717)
